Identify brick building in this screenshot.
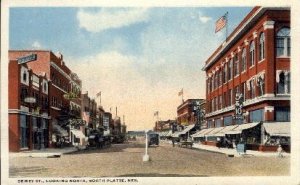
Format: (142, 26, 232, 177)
(199, 7, 290, 151)
(177, 99, 205, 127)
(9, 56, 51, 151)
(9, 50, 83, 151)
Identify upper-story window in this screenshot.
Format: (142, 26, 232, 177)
(276, 27, 290, 57)
(249, 41, 255, 67)
(249, 79, 256, 99)
(219, 70, 222, 87)
(277, 71, 290, 94)
(212, 75, 215, 90)
(259, 32, 265, 61)
(223, 64, 227, 83)
(228, 59, 233, 80)
(215, 72, 218, 88)
(233, 54, 239, 77)
(257, 76, 265, 96)
(241, 48, 246, 72)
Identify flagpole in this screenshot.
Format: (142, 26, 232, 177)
(225, 12, 228, 42)
(182, 89, 184, 103)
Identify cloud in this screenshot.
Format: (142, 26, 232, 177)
(199, 16, 212, 23)
(77, 8, 149, 33)
(31, 41, 42, 49)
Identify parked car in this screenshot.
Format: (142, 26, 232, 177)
(148, 133, 159, 146)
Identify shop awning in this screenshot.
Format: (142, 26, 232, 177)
(226, 122, 260, 135)
(165, 130, 172, 137)
(193, 128, 215, 138)
(172, 124, 195, 137)
(206, 127, 226, 137)
(263, 122, 290, 137)
(191, 129, 205, 137)
(214, 125, 239, 137)
(71, 129, 86, 139)
(52, 124, 68, 137)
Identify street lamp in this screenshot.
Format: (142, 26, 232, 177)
(143, 129, 150, 162)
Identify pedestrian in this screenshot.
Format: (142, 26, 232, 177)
(217, 137, 221, 149)
(172, 138, 175, 147)
(277, 144, 284, 158)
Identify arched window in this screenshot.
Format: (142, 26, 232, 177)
(259, 32, 265, 60)
(249, 41, 255, 66)
(233, 54, 239, 76)
(241, 48, 246, 72)
(23, 71, 27, 82)
(276, 27, 290, 57)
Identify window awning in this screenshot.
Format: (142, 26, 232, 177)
(226, 122, 261, 135)
(263, 122, 290, 137)
(71, 129, 86, 139)
(52, 124, 68, 137)
(206, 127, 226, 137)
(214, 125, 239, 137)
(193, 128, 215, 138)
(165, 130, 172, 137)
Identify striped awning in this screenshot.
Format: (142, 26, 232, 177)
(263, 122, 290, 137)
(226, 122, 260, 135)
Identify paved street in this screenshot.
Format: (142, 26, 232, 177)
(9, 139, 289, 177)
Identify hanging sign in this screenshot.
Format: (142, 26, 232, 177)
(233, 93, 243, 120)
(17, 54, 37, 64)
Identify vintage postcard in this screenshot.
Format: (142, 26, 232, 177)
(1, 0, 300, 185)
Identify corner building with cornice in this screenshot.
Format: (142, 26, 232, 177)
(200, 7, 290, 152)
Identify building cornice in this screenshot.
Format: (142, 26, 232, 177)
(205, 94, 290, 118)
(202, 7, 290, 71)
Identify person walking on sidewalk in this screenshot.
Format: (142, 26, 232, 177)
(172, 138, 175, 147)
(277, 144, 284, 158)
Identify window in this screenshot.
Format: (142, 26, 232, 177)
(207, 120, 214, 128)
(241, 82, 246, 102)
(215, 118, 222, 127)
(224, 116, 233, 126)
(249, 79, 256, 99)
(223, 64, 227, 83)
(212, 76, 214, 90)
(219, 70, 222, 87)
(249, 109, 264, 122)
(228, 59, 233, 80)
(257, 76, 265, 96)
(259, 32, 265, 60)
(277, 72, 290, 94)
(215, 72, 218, 88)
(275, 107, 290, 122)
(23, 72, 27, 82)
(276, 27, 290, 57)
(20, 115, 29, 148)
(234, 85, 240, 99)
(250, 41, 255, 66)
(20, 87, 28, 103)
(219, 95, 222, 110)
(241, 48, 246, 72)
(233, 54, 239, 76)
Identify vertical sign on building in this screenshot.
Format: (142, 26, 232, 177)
(233, 93, 243, 120)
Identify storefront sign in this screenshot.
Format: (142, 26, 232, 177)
(233, 93, 243, 120)
(17, 54, 37, 64)
(24, 97, 36, 104)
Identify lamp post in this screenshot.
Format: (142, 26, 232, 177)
(143, 129, 150, 162)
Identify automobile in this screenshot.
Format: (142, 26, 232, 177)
(147, 133, 159, 146)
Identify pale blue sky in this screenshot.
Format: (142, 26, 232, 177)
(10, 7, 253, 130)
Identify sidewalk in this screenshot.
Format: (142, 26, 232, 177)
(9, 146, 81, 158)
(162, 140, 290, 157)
